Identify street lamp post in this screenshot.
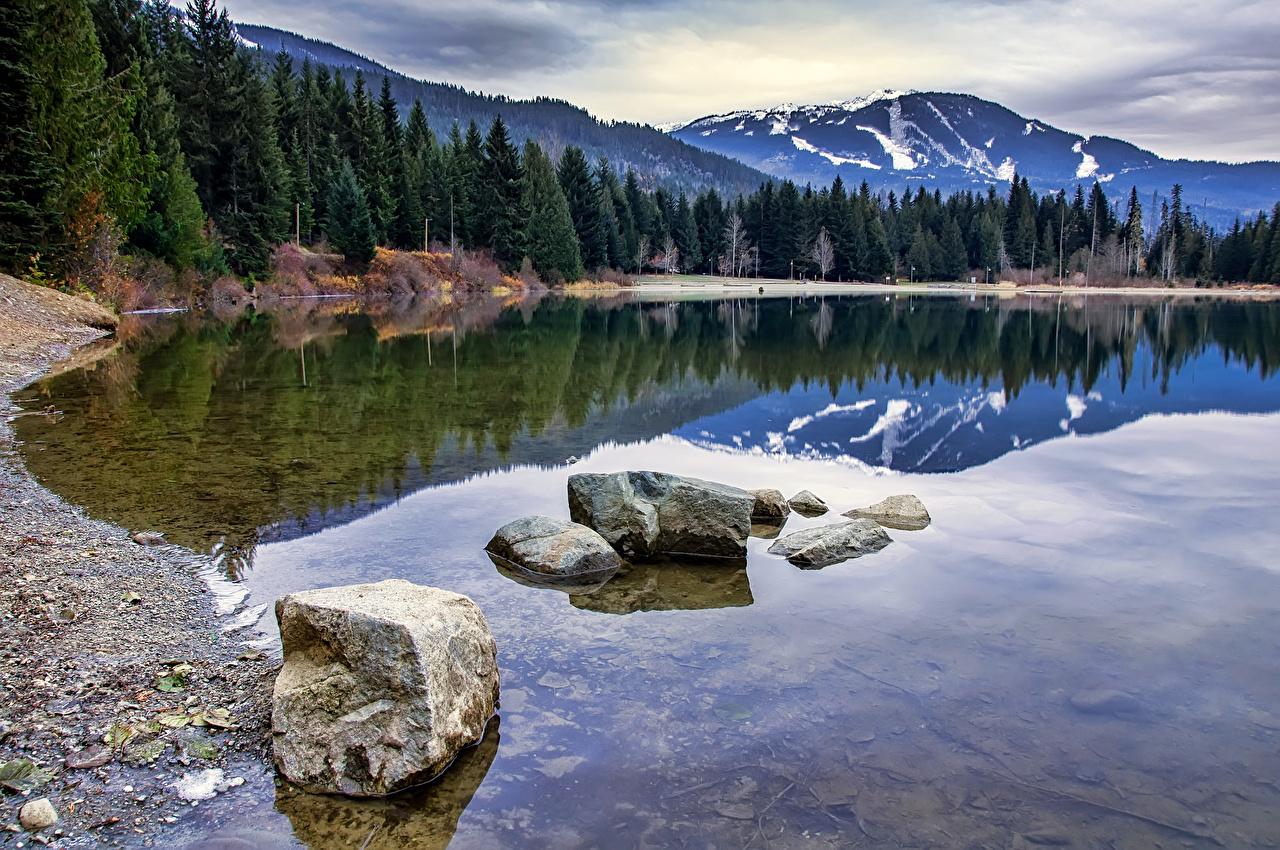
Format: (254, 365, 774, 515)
(986, 267, 991, 285)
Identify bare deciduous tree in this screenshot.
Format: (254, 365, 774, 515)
(723, 212, 747, 278)
(810, 226, 834, 281)
(655, 235, 679, 274)
(634, 235, 650, 274)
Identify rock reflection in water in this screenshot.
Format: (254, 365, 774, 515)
(274, 717, 499, 850)
(570, 559, 753, 614)
(488, 553, 618, 594)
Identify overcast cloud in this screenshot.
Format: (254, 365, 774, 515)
(223, 0, 1280, 162)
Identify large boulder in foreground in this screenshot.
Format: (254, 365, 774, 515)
(749, 488, 791, 520)
(787, 490, 829, 517)
(272, 579, 498, 797)
(485, 516, 621, 579)
(844, 494, 931, 531)
(568, 472, 753, 560)
(766, 519, 892, 568)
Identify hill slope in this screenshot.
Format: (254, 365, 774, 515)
(667, 90, 1280, 224)
(234, 23, 770, 197)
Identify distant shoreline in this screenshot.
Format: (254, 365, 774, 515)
(589, 275, 1280, 299)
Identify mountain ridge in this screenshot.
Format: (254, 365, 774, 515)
(664, 90, 1280, 225)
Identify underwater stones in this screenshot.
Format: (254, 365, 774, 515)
(1068, 689, 1148, 721)
(568, 471, 753, 559)
(272, 579, 498, 797)
(485, 516, 621, 579)
(748, 488, 791, 520)
(787, 490, 829, 517)
(766, 519, 892, 568)
(844, 494, 931, 531)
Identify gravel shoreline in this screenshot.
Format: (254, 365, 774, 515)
(1, 275, 274, 848)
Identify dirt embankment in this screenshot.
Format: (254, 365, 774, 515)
(0, 274, 273, 847)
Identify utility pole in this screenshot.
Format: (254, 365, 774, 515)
(449, 194, 455, 254)
(1029, 239, 1035, 286)
(295, 203, 300, 246)
(423, 217, 430, 253)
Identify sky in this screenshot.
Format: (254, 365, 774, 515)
(222, 0, 1280, 163)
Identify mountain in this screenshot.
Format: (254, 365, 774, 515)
(233, 23, 770, 197)
(665, 90, 1280, 224)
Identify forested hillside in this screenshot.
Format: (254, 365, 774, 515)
(234, 23, 767, 198)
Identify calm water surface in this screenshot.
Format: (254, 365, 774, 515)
(14, 292, 1280, 848)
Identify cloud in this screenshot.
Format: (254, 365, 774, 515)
(225, 0, 1280, 162)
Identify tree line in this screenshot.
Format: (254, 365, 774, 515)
(3, 0, 1279, 293)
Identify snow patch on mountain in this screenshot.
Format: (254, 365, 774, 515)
(1072, 140, 1098, 178)
(996, 156, 1017, 181)
(792, 136, 881, 169)
(858, 123, 916, 170)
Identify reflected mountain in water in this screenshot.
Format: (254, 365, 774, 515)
(15, 293, 1280, 574)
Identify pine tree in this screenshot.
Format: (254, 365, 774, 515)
(557, 146, 606, 272)
(520, 140, 583, 283)
(940, 217, 967, 280)
(0, 0, 57, 269)
(478, 116, 523, 267)
(325, 158, 375, 266)
(17, 0, 146, 274)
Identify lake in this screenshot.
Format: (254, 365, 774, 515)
(14, 291, 1280, 848)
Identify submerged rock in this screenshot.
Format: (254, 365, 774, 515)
(568, 471, 753, 559)
(766, 519, 892, 568)
(787, 490, 829, 517)
(272, 579, 499, 797)
(1068, 689, 1148, 720)
(485, 516, 621, 578)
(748, 488, 791, 520)
(844, 494, 931, 531)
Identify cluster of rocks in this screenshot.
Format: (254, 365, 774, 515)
(486, 471, 932, 576)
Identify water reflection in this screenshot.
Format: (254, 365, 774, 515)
(14, 293, 1280, 579)
(569, 559, 753, 614)
(274, 718, 499, 850)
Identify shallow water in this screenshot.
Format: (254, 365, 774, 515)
(14, 292, 1280, 848)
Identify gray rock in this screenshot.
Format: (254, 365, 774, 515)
(766, 519, 892, 568)
(748, 488, 791, 520)
(787, 490, 829, 517)
(568, 471, 753, 559)
(485, 516, 621, 578)
(272, 579, 499, 797)
(1068, 689, 1147, 720)
(844, 494, 931, 531)
(19, 798, 57, 831)
(131, 530, 166, 546)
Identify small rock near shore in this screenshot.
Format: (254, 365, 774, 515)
(844, 494, 931, 531)
(19, 798, 57, 831)
(486, 515, 621, 578)
(272, 579, 499, 797)
(748, 488, 791, 520)
(767, 519, 892, 568)
(787, 490, 828, 517)
(131, 530, 166, 546)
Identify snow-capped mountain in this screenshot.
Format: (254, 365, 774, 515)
(666, 91, 1280, 223)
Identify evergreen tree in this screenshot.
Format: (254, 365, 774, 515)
(0, 1, 58, 269)
(478, 115, 523, 267)
(940, 217, 967, 280)
(325, 158, 375, 266)
(520, 140, 583, 283)
(557, 146, 606, 271)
